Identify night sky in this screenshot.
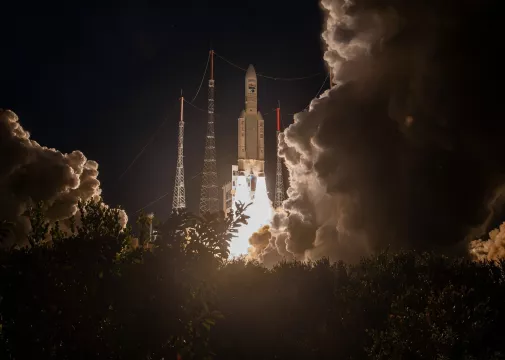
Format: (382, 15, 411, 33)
(0, 0, 326, 221)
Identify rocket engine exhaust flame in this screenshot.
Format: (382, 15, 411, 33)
(248, 0, 505, 265)
(230, 176, 272, 257)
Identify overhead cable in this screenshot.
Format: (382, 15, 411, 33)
(118, 119, 167, 180)
(304, 74, 329, 111)
(191, 52, 210, 103)
(135, 192, 170, 213)
(214, 52, 323, 81)
(135, 167, 216, 213)
(118, 101, 179, 180)
(314, 74, 329, 99)
(183, 98, 207, 113)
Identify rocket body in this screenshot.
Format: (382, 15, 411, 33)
(227, 64, 272, 256)
(238, 65, 265, 177)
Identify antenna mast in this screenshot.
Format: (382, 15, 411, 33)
(172, 92, 186, 210)
(274, 102, 285, 209)
(199, 50, 219, 214)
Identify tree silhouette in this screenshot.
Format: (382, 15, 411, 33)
(0, 199, 249, 359)
(2, 202, 505, 359)
(0, 220, 13, 243)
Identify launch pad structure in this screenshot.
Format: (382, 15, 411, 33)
(168, 50, 295, 217)
(137, 48, 329, 227)
(199, 50, 219, 215)
(172, 94, 186, 210)
(274, 105, 285, 209)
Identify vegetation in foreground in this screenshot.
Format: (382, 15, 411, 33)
(1, 199, 505, 359)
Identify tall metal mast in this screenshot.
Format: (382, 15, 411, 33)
(274, 103, 285, 209)
(172, 92, 186, 210)
(199, 50, 219, 214)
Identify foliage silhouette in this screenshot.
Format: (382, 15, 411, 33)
(0, 200, 247, 359)
(1, 201, 505, 359)
(25, 201, 50, 247)
(0, 220, 13, 243)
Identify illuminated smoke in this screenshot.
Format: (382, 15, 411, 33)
(250, 0, 505, 264)
(0, 109, 127, 245)
(470, 222, 505, 262)
(248, 225, 271, 258)
(229, 176, 272, 257)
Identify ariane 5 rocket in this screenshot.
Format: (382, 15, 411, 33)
(237, 64, 265, 177)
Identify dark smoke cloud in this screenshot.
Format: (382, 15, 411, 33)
(258, 0, 504, 263)
(0, 109, 127, 245)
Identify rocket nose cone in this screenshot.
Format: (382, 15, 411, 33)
(246, 64, 256, 78)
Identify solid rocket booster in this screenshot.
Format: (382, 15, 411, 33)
(238, 64, 265, 177)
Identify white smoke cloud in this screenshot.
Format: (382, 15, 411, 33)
(251, 0, 505, 264)
(0, 109, 127, 245)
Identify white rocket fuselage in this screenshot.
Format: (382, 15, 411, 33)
(238, 65, 264, 177)
(227, 65, 272, 252)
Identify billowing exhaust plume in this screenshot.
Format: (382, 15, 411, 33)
(252, 0, 505, 263)
(248, 225, 271, 258)
(0, 109, 127, 245)
(471, 222, 505, 262)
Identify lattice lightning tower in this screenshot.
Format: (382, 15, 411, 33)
(199, 50, 219, 214)
(172, 94, 186, 210)
(274, 105, 285, 209)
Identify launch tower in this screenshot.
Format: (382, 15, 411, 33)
(172, 94, 186, 210)
(274, 105, 285, 209)
(199, 50, 219, 214)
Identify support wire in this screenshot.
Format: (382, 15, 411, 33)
(214, 52, 323, 81)
(191, 52, 210, 103)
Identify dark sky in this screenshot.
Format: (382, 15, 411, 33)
(0, 0, 326, 220)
